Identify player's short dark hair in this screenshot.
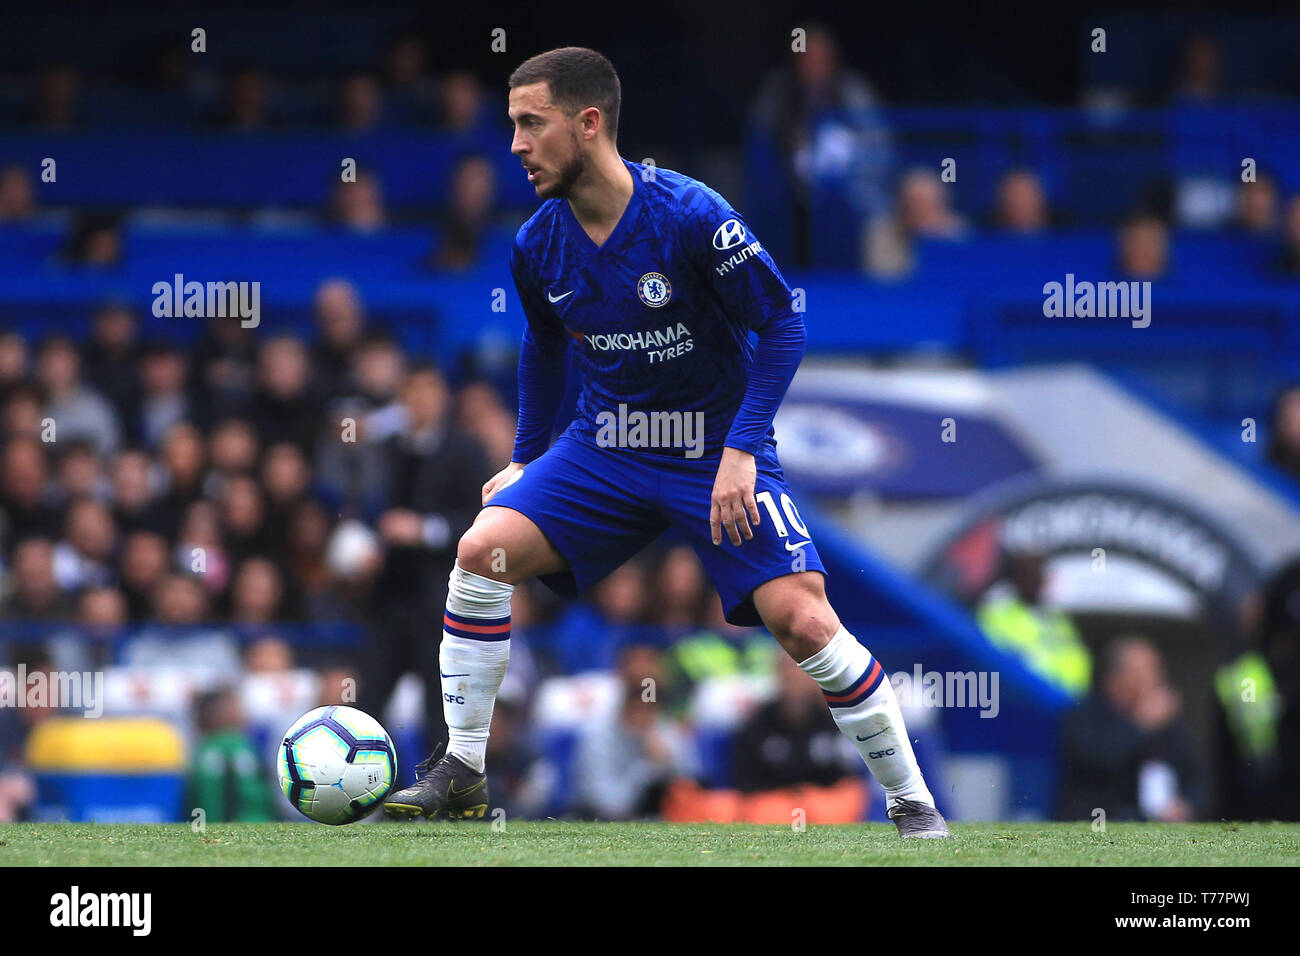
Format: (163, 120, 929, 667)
(508, 47, 621, 142)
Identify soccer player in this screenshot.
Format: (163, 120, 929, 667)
(384, 47, 948, 837)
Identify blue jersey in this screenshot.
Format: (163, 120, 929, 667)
(509, 158, 806, 464)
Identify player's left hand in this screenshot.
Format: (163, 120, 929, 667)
(710, 447, 761, 546)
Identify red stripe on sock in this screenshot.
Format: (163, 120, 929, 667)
(823, 659, 881, 702)
(443, 615, 511, 634)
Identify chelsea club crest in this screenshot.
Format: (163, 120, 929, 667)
(637, 272, 672, 308)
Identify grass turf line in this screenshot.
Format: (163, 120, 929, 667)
(1, 821, 1298, 866)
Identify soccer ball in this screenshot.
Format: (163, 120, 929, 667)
(278, 705, 397, 825)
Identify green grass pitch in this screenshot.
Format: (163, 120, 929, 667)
(2, 821, 1298, 866)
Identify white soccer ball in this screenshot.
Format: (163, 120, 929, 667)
(277, 705, 397, 825)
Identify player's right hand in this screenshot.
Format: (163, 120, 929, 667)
(482, 461, 526, 505)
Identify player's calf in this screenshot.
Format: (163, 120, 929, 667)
(755, 574, 947, 836)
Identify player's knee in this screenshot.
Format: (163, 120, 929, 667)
(456, 528, 502, 578)
(775, 617, 836, 662)
(764, 586, 838, 661)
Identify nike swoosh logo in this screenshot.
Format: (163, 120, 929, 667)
(785, 540, 811, 551)
(449, 779, 485, 796)
(856, 729, 887, 742)
(440, 670, 470, 679)
(547, 289, 573, 303)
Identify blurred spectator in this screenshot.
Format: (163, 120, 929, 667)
(1266, 384, 1300, 483)
(189, 688, 275, 822)
(189, 317, 256, 426)
(215, 67, 271, 131)
(977, 549, 1091, 697)
(150, 572, 209, 623)
(249, 336, 320, 454)
(138, 341, 191, 449)
(284, 499, 344, 621)
(1, 436, 59, 541)
(317, 662, 360, 707)
(76, 585, 127, 669)
(0, 332, 29, 395)
(1259, 554, 1300, 819)
(1, 384, 45, 443)
(662, 592, 774, 721)
(993, 169, 1051, 234)
(1057, 636, 1206, 822)
(316, 333, 409, 514)
(897, 168, 969, 239)
(438, 71, 492, 137)
(29, 65, 81, 129)
(484, 696, 554, 819)
(244, 635, 294, 673)
(122, 572, 242, 681)
(204, 418, 260, 501)
(732, 651, 859, 792)
(81, 303, 142, 430)
(1118, 214, 1170, 280)
(229, 556, 290, 625)
(350, 334, 407, 434)
(456, 380, 516, 466)
(1235, 175, 1279, 235)
(360, 364, 493, 747)
(109, 448, 165, 536)
(864, 168, 968, 276)
(1171, 34, 1224, 103)
(52, 497, 117, 592)
(220, 473, 273, 567)
(157, 422, 207, 537)
(384, 33, 436, 122)
(36, 335, 121, 456)
(548, 560, 660, 675)
(1, 538, 69, 619)
(261, 441, 312, 541)
(118, 531, 171, 620)
(431, 154, 500, 271)
(751, 23, 893, 268)
(0, 164, 36, 221)
(176, 499, 230, 598)
(52, 440, 108, 506)
(574, 643, 699, 820)
(311, 278, 368, 402)
(1211, 588, 1285, 820)
(339, 73, 385, 133)
(60, 213, 123, 267)
(654, 545, 710, 634)
(330, 170, 386, 232)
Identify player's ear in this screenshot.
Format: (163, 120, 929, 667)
(578, 105, 601, 141)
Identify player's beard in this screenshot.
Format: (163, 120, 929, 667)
(540, 135, 586, 200)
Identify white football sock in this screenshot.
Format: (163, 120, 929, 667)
(439, 560, 512, 774)
(799, 625, 934, 811)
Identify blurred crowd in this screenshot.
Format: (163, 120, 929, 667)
(749, 26, 1300, 276)
(2, 26, 1298, 281)
(976, 545, 1300, 823)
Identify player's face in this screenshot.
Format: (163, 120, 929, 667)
(509, 82, 586, 200)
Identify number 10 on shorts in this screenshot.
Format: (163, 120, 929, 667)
(755, 490, 812, 570)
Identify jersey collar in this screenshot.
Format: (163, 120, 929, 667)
(561, 157, 642, 254)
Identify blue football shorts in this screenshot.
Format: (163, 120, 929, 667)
(483, 433, 825, 626)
